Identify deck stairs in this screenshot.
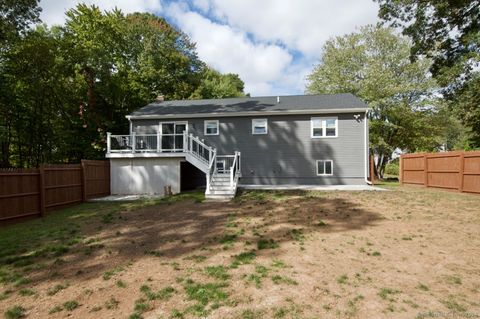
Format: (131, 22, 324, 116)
(184, 133, 241, 200)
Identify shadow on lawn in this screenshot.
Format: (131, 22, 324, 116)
(1, 190, 384, 286)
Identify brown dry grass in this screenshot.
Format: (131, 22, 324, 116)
(0, 186, 479, 319)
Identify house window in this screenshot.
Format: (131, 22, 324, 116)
(252, 119, 268, 134)
(204, 120, 219, 135)
(311, 117, 338, 138)
(316, 160, 333, 176)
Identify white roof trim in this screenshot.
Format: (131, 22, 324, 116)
(126, 107, 370, 120)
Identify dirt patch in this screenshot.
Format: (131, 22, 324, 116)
(1, 187, 479, 318)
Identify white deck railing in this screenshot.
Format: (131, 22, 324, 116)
(107, 132, 189, 153)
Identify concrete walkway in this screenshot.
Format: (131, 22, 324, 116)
(90, 194, 164, 201)
(239, 184, 388, 191)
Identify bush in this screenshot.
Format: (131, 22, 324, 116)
(385, 162, 399, 176)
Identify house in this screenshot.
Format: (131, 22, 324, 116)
(106, 93, 370, 199)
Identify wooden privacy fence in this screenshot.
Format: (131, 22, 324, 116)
(400, 151, 480, 194)
(0, 160, 110, 223)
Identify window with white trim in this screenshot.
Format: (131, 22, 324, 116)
(311, 117, 338, 138)
(204, 120, 219, 135)
(316, 160, 333, 176)
(252, 118, 268, 135)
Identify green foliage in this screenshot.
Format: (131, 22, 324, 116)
(376, 0, 480, 147)
(306, 25, 461, 177)
(384, 161, 399, 177)
(190, 67, 245, 99)
(0, 0, 40, 42)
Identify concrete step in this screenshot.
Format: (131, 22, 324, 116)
(207, 189, 235, 195)
(205, 194, 235, 200)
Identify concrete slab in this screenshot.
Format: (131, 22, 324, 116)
(90, 194, 163, 202)
(239, 184, 388, 191)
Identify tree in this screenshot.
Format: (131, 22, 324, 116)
(0, 3, 247, 167)
(0, 0, 41, 43)
(376, 0, 480, 146)
(190, 67, 245, 99)
(306, 25, 459, 178)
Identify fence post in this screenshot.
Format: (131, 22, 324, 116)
(107, 132, 111, 153)
(459, 153, 465, 192)
(423, 154, 428, 187)
(399, 155, 403, 185)
(39, 164, 46, 218)
(81, 160, 87, 202)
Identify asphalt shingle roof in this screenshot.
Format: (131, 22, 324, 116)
(129, 93, 368, 117)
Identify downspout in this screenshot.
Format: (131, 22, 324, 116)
(364, 110, 372, 185)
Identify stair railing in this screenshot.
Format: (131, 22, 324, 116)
(184, 132, 215, 166)
(229, 151, 241, 190)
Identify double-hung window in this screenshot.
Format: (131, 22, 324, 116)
(316, 160, 333, 176)
(311, 117, 338, 138)
(204, 120, 219, 135)
(252, 119, 268, 135)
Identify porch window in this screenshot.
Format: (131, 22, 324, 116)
(316, 160, 333, 176)
(311, 117, 338, 138)
(252, 119, 268, 135)
(204, 120, 219, 135)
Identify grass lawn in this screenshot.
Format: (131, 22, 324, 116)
(0, 186, 479, 318)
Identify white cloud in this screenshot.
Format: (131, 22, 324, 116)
(39, 0, 162, 26)
(200, 0, 379, 57)
(166, 3, 293, 95)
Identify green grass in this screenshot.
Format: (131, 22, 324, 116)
(140, 284, 175, 301)
(378, 288, 400, 301)
(337, 274, 348, 284)
(63, 300, 79, 311)
(417, 283, 429, 291)
(4, 306, 26, 319)
(205, 266, 230, 281)
(18, 288, 36, 296)
(116, 280, 127, 288)
(184, 279, 229, 306)
(271, 259, 286, 269)
(46, 283, 68, 296)
(445, 275, 462, 285)
(48, 306, 63, 314)
(105, 297, 119, 309)
(271, 275, 298, 285)
(103, 266, 125, 280)
(231, 251, 256, 268)
(257, 239, 279, 250)
(441, 295, 467, 312)
(220, 234, 238, 246)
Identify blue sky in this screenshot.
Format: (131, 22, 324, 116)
(39, 0, 379, 96)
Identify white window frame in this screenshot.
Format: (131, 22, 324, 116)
(252, 118, 268, 135)
(311, 117, 338, 138)
(316, 160, 333, 176)
(158, 121, 188, 151)
(204, 120, 219, 135)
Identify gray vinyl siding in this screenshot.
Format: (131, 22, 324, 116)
(132, 113, 367, 185)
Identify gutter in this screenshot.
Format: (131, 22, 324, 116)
(364, 109, 372, 185)
(125, 107, 371, 120)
